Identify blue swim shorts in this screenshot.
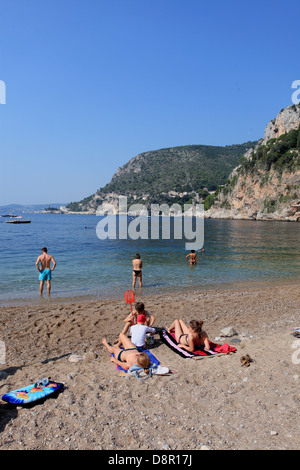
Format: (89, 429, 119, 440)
(39, 269, 52, 281)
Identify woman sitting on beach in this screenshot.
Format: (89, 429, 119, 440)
(167, 319, 210, 353)
(102, 333, 151, 372)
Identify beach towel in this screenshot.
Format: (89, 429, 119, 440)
(111, 349, 169, 377)
(113, 348, 160, 373)
(159, 329, 236, 359)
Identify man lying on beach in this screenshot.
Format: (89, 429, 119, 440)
(115, 302, 155, 346)
(35, 247, 56, 296)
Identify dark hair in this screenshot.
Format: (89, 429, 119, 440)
(191, 250, 195, 253)
(41, 247, 48, 253)
(135, 253, 141, 259)
(189, 320, 203, 339)
(135, 302, 144, 312)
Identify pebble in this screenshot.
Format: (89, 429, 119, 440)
(162, 443, 171, 450)
(220, 327, 238, 337)
(68, 354, 83, 363)
(270, 431, 278, 436)
(67, 372, 77, 380)
(83, 352, 98, 361)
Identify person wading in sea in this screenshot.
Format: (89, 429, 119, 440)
(35, 247, 56, 296)
(186, 249, 197, 265)
(132, 253, 142, 288)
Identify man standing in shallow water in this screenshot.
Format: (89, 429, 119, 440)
(35, 247, 56, 296)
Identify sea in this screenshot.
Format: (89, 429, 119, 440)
(0, 213, 299, 304)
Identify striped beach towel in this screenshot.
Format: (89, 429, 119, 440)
(159, 329, 236, 359)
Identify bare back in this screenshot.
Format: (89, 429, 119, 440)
(132, 259, 142, 270)
(187, 252, 197, 264)
(36, 253, 55, 270)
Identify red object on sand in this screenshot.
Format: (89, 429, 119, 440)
(124, 290, 135, 312)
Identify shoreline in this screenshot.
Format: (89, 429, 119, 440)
(5, 210, 300, 222)
(1, 275, 300, 308)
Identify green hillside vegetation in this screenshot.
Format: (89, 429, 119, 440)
(101, 143, 256, 195)
(67, 141, 257, 211)
(239, 125, 300, 174)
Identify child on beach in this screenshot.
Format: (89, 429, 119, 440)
(129, 313, 156, 350)
(116, 302, 155, 346)
(167, 318, 210, 353)
(102, 334, 151, 372)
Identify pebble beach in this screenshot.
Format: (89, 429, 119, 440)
(0, 281, 299, 451)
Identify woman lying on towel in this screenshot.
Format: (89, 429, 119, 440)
(102, 334, 151, 372)
(167, 319, 210, 352)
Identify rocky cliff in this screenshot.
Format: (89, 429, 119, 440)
(206, 104, 300, 221)
(263, 104, 300, 144)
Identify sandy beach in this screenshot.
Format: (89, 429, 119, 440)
(0, 282, 299, 451)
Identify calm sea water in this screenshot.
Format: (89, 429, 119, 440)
(0, 213, 299, 304)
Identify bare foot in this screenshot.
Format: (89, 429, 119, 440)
(101, 338, 110, 349)
(101, 337, 115, 354)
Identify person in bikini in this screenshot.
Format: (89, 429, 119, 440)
(167, 318, 210, 352)
(35, 247, 56, 296)
(101, 334, 151, 372)
(186, 249, 197, 265)
(132, 253, 142, 288)
(186, 248, 205, 265)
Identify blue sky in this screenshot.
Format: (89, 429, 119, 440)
(1, 0, 299, 205)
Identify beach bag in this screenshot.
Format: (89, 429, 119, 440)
(128, 363, 170, 380)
